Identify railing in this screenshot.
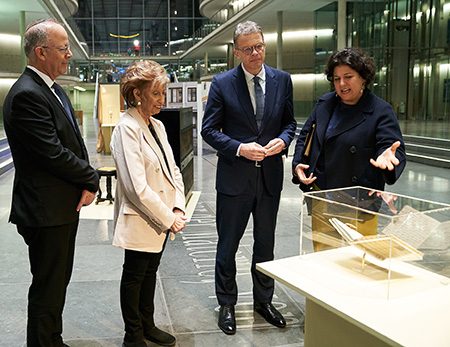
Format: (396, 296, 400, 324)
(179, 0, 256, 53)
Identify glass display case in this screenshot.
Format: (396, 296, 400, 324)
(300, 186, 450, 299)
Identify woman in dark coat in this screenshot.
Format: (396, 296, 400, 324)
(292, 47, 406, 250)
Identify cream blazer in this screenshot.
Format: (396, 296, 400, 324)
(110, 107, 185, 253)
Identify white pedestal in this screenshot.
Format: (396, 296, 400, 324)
(256, 247, 450, 347)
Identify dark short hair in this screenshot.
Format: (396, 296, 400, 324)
(120, 60, 170, 107)
(233, 21, 264, 48)
(23, 18, 61, 60)
(325, 47, 376, 86)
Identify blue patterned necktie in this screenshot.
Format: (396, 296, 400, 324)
(253, 76, 264, 129)
(53, 83, 75, 126)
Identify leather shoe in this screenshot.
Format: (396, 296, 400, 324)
(254, 302, 286, 328)
(144, 326, 176, 346)
(218, 305, 236, 335)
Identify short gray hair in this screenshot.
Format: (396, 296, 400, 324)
(120, 60, 170, 107)
(23, 18, 61, 61)
(233, 21, 264, 47)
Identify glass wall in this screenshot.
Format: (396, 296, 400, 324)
(72, 58, 196, 85)
(314, 0, 450, 136)
(74, 0, 208, 57)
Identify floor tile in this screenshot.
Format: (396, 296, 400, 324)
(0, 114, 448, 346)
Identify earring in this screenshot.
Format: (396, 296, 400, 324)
(360, 84, 365, 94)
(137, 101, 141, 106)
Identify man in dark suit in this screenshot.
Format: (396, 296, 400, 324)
(201, 21, 296, 335)
(3, 19, 99, 346)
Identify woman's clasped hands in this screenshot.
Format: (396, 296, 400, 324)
(171, 210, 187, 233)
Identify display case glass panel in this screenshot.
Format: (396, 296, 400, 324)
(300, 186, 450, 299)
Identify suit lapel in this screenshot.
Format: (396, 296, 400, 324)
(25, 68, 87, 158)
(26, 69, 81, 136)
(315, 95, 337, 148)
(259, 65, 277, 132)
(60, 89, 82, 136)
(129, 109, 176, 188)
(329, 108, 365, 139)
(51, 86, 84, 145)
(232, 65, 259, 133)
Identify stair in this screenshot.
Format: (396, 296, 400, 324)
(0, 137, 14, 176)
(295, 126, 449, 169)
(404, 135, 450, 169)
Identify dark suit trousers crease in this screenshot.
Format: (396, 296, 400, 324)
(215, 167, 281, 305)
(17, 221, 79, 347)
(120, 234, 168, 342)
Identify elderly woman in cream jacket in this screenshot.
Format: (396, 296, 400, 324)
(110, 60, 186, 347)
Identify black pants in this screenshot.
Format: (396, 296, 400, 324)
(215, 168, 281, 306)
(18, 221, 79, 347)
(120, 235, 168, 342)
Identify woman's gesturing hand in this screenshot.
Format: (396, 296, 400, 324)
(370, 141, 401, 171)
(294, 163, 317, 185)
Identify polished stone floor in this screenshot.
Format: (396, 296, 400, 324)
(0, 114, 449, 347)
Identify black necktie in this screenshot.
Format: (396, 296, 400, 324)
(53, 83, 75, 127)
(253, 76, 264, 129)
(148, 122, 170, 174)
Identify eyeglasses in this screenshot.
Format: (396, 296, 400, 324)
(41, 45, 71, 53)
(237, 43, 265, 56)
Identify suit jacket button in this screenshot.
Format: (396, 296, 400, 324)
(351, 176, 358, 183)
(156, 167, 160, 172)
(349, 146, 357, 153)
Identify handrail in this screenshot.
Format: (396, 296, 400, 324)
(179, 0, 256, 53)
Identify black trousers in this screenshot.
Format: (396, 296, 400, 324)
(215, 168, 281, 306)
(18, 221, 79, 347)
(120, 235, 168, 342)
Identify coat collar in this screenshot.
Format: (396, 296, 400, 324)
(317, 89, 375, 113)
(315, 89, 375, 143)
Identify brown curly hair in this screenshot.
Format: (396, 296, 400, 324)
(325, 47, 376, 86)
(120, 60, 169, 107)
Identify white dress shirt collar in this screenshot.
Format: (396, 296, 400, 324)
(27, 65, 54, 90)
(241, 63, 266, 85)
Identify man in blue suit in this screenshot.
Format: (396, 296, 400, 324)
(3, 19, 99, 346)
(201, 21, 296, 335)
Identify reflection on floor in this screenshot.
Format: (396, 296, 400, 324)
(0, 114, 449, 346)
(398, 120, 450, 139)
(80, 200, 114, 220)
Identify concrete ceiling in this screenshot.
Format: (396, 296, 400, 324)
(0, 0, 88, 60)
(0, 0, 335, 62)
(0, 0, 49, 35)
(181, 0, 334, 60)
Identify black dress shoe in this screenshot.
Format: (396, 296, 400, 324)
(218, 305, 236, 335)
(254, 302, 286, 328)
(144, 326, 176, 346)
